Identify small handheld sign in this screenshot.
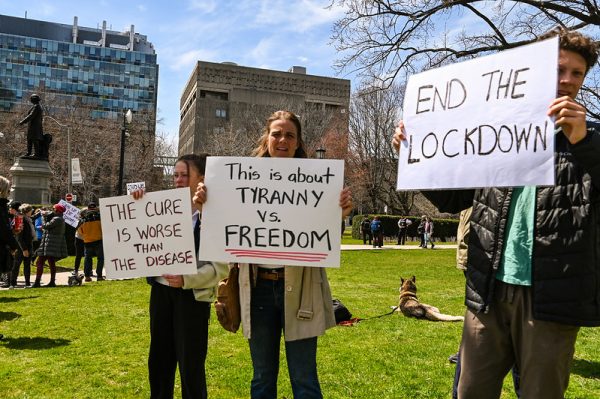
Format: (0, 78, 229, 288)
(99, 188, 197, 279)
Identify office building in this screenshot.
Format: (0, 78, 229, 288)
(0, 14, 158, 119)
(179, 61, 350, 155)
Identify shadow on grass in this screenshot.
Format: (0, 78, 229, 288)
(0, 336, 71, 350)
(0, 296, 40, 303)
(571, 358, 600, 379)
(0, 311, 20, 322)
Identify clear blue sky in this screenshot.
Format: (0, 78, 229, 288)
(0, 0, 349, 144)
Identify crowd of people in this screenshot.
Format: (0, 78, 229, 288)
(1, 27, 598, 399)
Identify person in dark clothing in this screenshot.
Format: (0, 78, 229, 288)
(133, 154, 228, 399)
(370, 216, 383, 248)
(361, 217, 372, 245)
(10, 203, 35, 287)
(0, 176, 19, 339)
(393, 29, 599, 399)
(396, 217, 411, 245)
(33, 204, 68, 287)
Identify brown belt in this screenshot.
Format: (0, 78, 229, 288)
(257, 268, 285, 281)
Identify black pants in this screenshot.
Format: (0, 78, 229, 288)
(11, 248, 31, 286)
(148, 283, 210, 399)
(74, 237, 84, 273)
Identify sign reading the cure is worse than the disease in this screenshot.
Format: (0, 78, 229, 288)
(99, 188, 197, 279)
(199, 157, 345, 267)
(397, 37, 559, 190)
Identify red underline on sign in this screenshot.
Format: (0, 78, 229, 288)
(225, 249, 328, 262)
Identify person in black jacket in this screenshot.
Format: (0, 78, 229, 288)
(10, 203, 35, 287)
(0, 176, 19, 339)
(393, 29, 599, 399)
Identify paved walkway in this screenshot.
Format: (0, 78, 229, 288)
(1, 244, 457, 290)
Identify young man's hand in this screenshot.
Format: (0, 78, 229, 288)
(548, 96, 588, 144)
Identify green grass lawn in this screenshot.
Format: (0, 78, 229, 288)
(1, 249, 599, 398)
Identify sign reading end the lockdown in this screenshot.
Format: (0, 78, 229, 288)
(397, 37, 559, 190)
(99, 188, 196, 279)
(199, 157, 344, 267)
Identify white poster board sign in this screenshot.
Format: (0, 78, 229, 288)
(71, 158, 83, 184)
(199, 157, 344, 267)
(397, 37, 558, 190)
(58, 199, 81, 228)
(99, 188, 196, 279)
(126, 181, 146, 195)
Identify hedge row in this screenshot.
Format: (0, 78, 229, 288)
(351, 214, 459, 242)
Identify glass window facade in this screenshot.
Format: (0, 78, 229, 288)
(0, 33, 158, 118)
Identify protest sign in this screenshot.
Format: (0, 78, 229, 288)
(397, 37, 558, 190)
(99, 188, 196, 279)
(58, 199, 80, 228)
(126, 181, 146, 195)
(199, 157, 344, 267)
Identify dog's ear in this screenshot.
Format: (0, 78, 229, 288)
(400, 277, 405, 284)
(411, 275, 416, 282)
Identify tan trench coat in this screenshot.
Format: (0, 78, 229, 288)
(238, 264, 336, 342)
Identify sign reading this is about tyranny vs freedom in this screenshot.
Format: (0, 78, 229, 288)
(199, 157, 345, 267)
(397, 37, 559, 190)
(99, 188, 197, 279)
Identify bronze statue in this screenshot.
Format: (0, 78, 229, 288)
(19, 94, 50, 160)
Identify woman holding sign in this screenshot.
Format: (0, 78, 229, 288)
(195, 110, 353, 399)
(133, 153, 228, 399)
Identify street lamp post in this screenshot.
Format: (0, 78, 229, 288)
(45, 116, 72, 194)
(316, 146, 326, 159)
(118, 109, 133, 195)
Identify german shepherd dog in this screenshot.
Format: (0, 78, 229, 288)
(398, 276, 464, 322)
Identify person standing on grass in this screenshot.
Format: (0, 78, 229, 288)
(396, 216, 411, 245)
(393, 29, 600, 399)
(424, 216, 435, 249)
(78, 202, 104, 282)
(0, 176, 19, 340)
(10, 203, 35, 288)
(361, 216, 372, 245)
(194, 110, 353, 399)
(370, 216, 383, 248)
(32, 204, 68, 288)
(133, 153, 228, 399)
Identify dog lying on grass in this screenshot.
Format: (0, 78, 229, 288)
(398, 276, 464, 322)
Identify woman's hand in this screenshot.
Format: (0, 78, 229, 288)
(340, 187, 353, 218)
(131, 188, 145, 200)
(162, 274, 184, 288)
(193, 182, 207, 211)
(392, 120, 407, 152)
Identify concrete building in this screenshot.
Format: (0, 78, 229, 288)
(179, 61, 350, 155)
(0, 14, 158, 119)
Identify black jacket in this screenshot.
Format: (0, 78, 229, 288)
(424, 126, 600, 327)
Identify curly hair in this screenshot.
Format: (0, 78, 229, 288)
(540, 28, 599, 73)
(251, 110, 307, 158)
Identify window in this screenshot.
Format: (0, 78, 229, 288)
(215, 108, 227, 118)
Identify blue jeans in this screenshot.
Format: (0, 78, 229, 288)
(83, 240, 104, 278)
(249, 277, 322, 399)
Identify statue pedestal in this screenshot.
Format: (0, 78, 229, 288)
(9, 157, 53, 204)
